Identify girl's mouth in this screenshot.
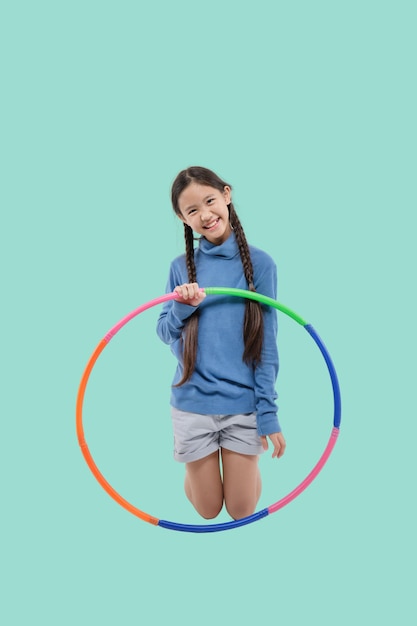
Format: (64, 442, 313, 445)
(203, 218, 220, 230)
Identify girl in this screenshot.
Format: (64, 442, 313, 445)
(157, 166, 286, 520)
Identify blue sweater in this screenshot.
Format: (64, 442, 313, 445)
(156, 232, 280, 435)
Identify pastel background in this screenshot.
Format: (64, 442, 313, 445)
(1, 1, 415, 624)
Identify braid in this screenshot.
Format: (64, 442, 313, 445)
(184, 224, 197, 282)
(174, 224, 199, 387)
(229, 204, 255, 288)
(229, 203, 264, 366)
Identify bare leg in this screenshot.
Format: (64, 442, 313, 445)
(184, 451, 224, 519)
(221, 448, 261, 520)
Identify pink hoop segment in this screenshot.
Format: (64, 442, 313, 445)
(268, 427, 339, 514)
(104, 293, 176, 342)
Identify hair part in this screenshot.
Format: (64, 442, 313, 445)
(171, 166, 264, 386)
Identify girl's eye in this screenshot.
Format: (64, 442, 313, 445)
(207, 198, 214, 204)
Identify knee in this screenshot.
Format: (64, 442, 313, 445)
(225, 499, 256, 521)
(195, 501, 224, 520)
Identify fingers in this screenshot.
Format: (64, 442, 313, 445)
(261, 433, 286, 458)
(174, 283, 206, 306)
(270, 433, 286, 459)
(175, 283, 200, 300)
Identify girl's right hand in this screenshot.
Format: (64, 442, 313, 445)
(174, 283, 206, 307)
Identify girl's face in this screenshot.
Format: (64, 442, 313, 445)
(178, 182, 232, 245)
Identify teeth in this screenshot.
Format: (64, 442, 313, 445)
(204, 219, 218, 229)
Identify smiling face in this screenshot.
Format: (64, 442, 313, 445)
(177, 182, 232, 245)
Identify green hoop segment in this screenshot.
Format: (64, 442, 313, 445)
(204, 287, 308, 325)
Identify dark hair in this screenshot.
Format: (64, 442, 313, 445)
(171, 166, 264, 386)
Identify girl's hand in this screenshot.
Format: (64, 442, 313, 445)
(174, 283, 206, 307)
(261, 432, 286, 459)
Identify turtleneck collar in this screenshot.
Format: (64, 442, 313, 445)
(198, 231, 240, 259)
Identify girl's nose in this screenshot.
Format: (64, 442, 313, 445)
(200, 210, 212, 224)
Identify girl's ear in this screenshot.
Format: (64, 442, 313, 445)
(223, 185, 231, 204)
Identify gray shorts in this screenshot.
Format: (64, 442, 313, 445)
(171, 407, 265, 463)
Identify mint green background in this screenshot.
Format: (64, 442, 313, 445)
(1, 1, 415, 624)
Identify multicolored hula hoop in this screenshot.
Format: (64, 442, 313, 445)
(76, 287, 341, 533)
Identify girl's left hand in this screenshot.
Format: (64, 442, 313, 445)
(261, 432, 286, 459)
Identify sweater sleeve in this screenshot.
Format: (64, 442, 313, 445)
(253, 258, 281, 435)
(156, 259, 197, 345)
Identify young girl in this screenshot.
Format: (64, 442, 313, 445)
(157, 166, 286, 521)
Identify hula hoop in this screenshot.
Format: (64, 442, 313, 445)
(76, 287, 341, 533)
